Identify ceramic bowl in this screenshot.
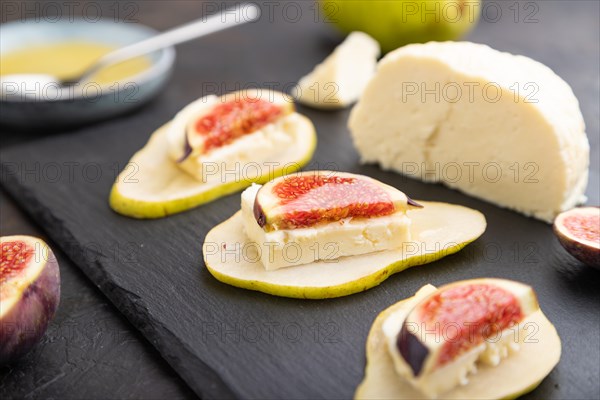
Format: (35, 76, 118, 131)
(0, 19, 175, 129)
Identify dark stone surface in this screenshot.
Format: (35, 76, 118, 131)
(1, 1, 599, 399)
(0, 189, 196, 399)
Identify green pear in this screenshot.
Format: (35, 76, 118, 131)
(323, 0, 481, 53)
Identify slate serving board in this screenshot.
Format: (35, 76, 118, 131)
(1, 2, 599, 399)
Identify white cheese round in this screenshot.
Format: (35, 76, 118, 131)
(349, 41, 589, 222)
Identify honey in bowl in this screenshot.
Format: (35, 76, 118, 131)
(0, 41, 152, 86)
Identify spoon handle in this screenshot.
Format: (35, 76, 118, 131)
(74, 3, 260, 83)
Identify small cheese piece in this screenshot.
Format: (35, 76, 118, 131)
(167, 91, 295, 182)
(349, 41, 590, 222)
(293, 31, 380, 109)
(240, 184, 411, 270)
(382, 279, 538, 398)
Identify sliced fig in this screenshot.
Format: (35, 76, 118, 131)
(180, 90, 294, 161)
(253, 171, 422, 231)
(395, 279, 539, 393)
(0, 235, 60, 364)
(553, 206, 599, 268)
(356, 283, 561, 400)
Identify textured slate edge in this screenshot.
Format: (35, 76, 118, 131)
(0, 161, 236, 400)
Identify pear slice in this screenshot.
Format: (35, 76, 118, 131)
(355, 284, 561, 399)
(109, 113, 317, 218)
(202, 201, 486, 299)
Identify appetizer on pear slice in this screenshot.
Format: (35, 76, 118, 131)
(203, 171, 486, 298)
(356, 279, 561, 399)
(110, 89, 317, 218)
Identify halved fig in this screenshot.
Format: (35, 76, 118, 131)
(1, 235, 60, 364)
(202, 201, 486, 299)
(253, 171, 422, 230)
(394, 279, 539, 397)
(356, 283, 561, 400)
(109, 90, 317, 219)
(553, 206, 599, 268)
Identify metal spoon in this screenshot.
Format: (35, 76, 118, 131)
(0, 3, 260, 97)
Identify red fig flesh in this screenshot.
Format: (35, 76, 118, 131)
(397, 279, 538, 377)
(554, 206, 600, 268)
(253, 171, 421, 230)
(0, 235, 60, 364)
(183, 92, 294, 159)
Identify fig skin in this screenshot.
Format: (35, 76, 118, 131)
(0, 238, 61, 364)
(553, 207, 600, 269)
(396, 323, 428, 376)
